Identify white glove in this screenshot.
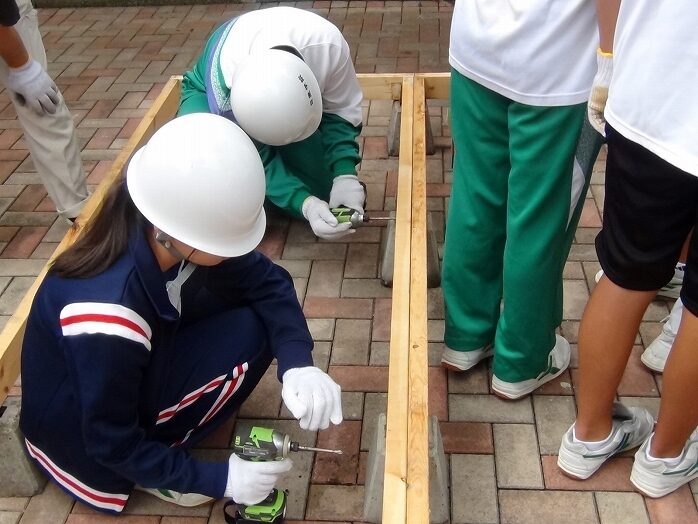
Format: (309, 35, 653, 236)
(588, 49, 613, 137)
(282, 366, 343, 431)
(224, 453, 293, 505)
(329, 175, 365, 214)
(302, 196, 353, 240)
(6, 59, 60, 116)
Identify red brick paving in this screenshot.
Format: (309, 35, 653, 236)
(1, 2, 695, 523)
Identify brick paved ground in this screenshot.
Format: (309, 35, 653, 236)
(1, 1, 697, 523)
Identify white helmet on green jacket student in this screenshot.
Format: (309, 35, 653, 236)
(126, 113, 267, 258)
(230, 48, 323, 146)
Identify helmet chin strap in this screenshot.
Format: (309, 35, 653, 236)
(154, 229, 191, 261)
(270, 44, 304, 61)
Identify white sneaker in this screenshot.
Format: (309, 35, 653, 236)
(595, 264, 685, 300)
(642, 298, 683, 373)
(631, 428, 698, 498)
(557, 403, 654, 479)
(441, 343, 493, 371)
(490, 335, 570, 399)
(135, 486, 213, 507)
(594, 269, 604, 284)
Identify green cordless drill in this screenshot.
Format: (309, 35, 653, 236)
(225, 423, 342, 523)
(224, 489, 287, 524)
(331, 206, 395, 228)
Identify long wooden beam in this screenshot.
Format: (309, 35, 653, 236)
(405, 75, 430, 524)
(0, 76, 182, 403)
(382, 74, 414, 524)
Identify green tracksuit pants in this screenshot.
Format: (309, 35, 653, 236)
(442, 70, 587, 382)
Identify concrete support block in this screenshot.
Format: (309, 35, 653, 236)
(379, 211, 441, 288)
(387, 101, 436, 157)
(0, 397, 47, 496)
(426, 212, 442, 289)
(362, 412, 386, 523)
(363, 413, 450, 523)
(379, 212, 395, 288)
(387, 101, 401, 158)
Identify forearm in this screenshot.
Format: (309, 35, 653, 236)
(258, 144, 313, 217)
(0, 26, 29, 68)
(319, 113, 361, 177)
(596, 0, 621, 53)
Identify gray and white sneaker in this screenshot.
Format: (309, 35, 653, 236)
(441, 343, 493, 372)
(491, 335, 570, 399)
(558, 403, 654, 480)
(135, 486, 213, 507)
(641, 297, 683, 373)
(631, 428, 698, 498)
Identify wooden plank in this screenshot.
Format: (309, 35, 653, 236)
(406, 76, 430, 524)
(358, 73, 403, 100)
(421, 72, 450, 100)
(382, 75, 414, 524)
(0, 76, 182, 404)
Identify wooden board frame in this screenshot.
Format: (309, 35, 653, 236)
(0, 73, 451, 524)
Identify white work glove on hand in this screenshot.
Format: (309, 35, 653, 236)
(224, 453, 293, 505)
(329, 175, 365, 214)
(302, 196, 353, 240)
(588, 49, 613, 137)
(6, 59, 60, 115)
(282, 366, 343, 431)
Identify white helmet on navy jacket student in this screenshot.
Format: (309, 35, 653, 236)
(126, 113, 267, 258)
(230, 47, 323, 146)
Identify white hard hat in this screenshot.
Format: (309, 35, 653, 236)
(126, 113, 266, 258)
(230, 48, 323, 146)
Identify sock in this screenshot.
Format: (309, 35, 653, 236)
(645, 436, 683, 466)
(573, 425, 614, 451)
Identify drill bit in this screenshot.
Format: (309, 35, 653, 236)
(364, 215, 394, 221)
(290, 442, 343, 454)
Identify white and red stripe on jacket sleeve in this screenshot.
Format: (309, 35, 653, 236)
(60, 302, 152, 350)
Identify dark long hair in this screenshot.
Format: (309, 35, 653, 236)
(50, 179, 145, 278)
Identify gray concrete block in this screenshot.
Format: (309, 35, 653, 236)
(362, 412, 385, 523)
(380, 211, 441, 289)
(0, 398, 47, 497)
(387, 100, 436, 157)
(363, 414, 449, 523)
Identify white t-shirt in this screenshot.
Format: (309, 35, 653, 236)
(605, 1, 698, 177)
(449, 0, 598, 106)
(219, 7, 363, 127)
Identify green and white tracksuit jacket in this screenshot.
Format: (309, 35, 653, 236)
(178, 7, 364, 218)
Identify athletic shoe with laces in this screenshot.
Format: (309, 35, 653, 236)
(441, 343, 493, 371)
(594, 264, 684, 299)
(641, 297, 683, 373)
(490, 334, 570, 399)
(631, 428, 698, 498)
(134, 486, 213, 507)
(557, 403, 654, 480)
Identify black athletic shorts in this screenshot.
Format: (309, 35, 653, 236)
(596, 125, 698, 315)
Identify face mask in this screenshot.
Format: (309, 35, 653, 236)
(165, 261, 196, 314)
